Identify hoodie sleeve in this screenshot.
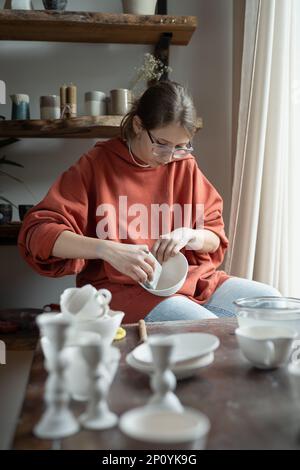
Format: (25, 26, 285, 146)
(17, 152, 94, 277)
(184, 159, 229, 270)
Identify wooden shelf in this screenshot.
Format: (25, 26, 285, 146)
(0, 10, 197, 45)
(0, 222, 21, 245)
(0, 116, 203, 139)
(0, 116, 123, 138)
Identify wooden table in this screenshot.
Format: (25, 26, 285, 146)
(12, 319, 300, 450)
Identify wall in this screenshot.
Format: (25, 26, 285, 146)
(0, 0, 233, 308)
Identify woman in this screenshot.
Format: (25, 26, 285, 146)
(18, 81, 281, 323)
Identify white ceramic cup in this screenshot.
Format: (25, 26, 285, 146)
(235, 325, 298, 369)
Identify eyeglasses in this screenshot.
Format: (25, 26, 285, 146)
(146, 130, 193, 161)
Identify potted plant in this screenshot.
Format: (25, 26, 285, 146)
(0, 138, 35, 224)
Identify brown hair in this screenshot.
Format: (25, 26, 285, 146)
(121, 81, 197, 141)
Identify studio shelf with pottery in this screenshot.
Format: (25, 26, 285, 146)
(0, 2, 200, 245)
(0, 10, 197, 45)
(0, 116, 203, 139)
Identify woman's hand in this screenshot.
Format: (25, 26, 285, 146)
(102, 241, 156, 284)
(151, 228, 199, 264)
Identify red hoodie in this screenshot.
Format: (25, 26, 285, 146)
(17, 137, 232, 323)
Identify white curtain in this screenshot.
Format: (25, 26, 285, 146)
(225, 0, 300, 297)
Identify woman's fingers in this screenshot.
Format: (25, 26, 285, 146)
(154, 238, 186, 263)
(144, 255, 156, 278)
(151, 239, 160, 258)
(156, 237, 171, 263)
(139, 258, 154, 281)
(133, 263, 153, 283)
(164, 240, 179, 260)
(132, 265, 151, 283)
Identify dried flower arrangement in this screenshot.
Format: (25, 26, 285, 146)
(129, 53, 172, 94)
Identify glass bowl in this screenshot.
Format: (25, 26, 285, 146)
(233, 296, 300, 336)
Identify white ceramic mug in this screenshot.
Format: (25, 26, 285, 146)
(235, 325, 298, 369)
(60, 285, 112, 321)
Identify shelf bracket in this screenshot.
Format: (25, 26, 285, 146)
(154, 32, 173, 81)
(156, 0, 167, 15)
(153, 0, 172, 82)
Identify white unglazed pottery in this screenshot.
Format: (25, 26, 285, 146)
(60, 284, 112, 321)
(126, 351, 214, 380)
(132, 332, 219, 365)
(236, 325, 298, 369)
(34, 313, 79, 439)
(139, 252, 188, 297)
(119, 407, 210, 450)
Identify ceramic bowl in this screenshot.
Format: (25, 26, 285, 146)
(139, 252, 188, 297)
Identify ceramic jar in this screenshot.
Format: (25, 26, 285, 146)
(122, 0, 157, 15)
(40, 95, 61, 120)
(85, 91, 107, 116)
(110, 88, 133, 115)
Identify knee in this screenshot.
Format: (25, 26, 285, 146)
(251, 281, 281, 297)
(145, 296, 217, 322)
(234, 277, 282, 298)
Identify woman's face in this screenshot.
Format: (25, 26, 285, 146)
(131, 117, 192, 168)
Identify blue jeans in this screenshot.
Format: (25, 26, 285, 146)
(144, 276, 282, 322)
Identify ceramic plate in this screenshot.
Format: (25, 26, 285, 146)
(132, 332, 220, 365)
(119, 407, 210, 446)
(126, 351, 214, 380)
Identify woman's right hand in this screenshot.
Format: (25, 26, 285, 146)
(101, 241, 156, 284)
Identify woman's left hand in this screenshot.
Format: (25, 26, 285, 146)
(151, 228, 199, 264)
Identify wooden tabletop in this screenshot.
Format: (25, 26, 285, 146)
(12, 319, 300, 450)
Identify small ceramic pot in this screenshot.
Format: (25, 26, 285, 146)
(42, 0, 68, 10)
(0, 204, 12, 225)
(40, 95, 60, 120)
(110, 89, 133, 115)
(18, 204, 34, 221)
(122, 0, 157, 15)
(85, 91, 107, 116)
(10, 94, 30, 120)
(4, 0, 33, 9)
